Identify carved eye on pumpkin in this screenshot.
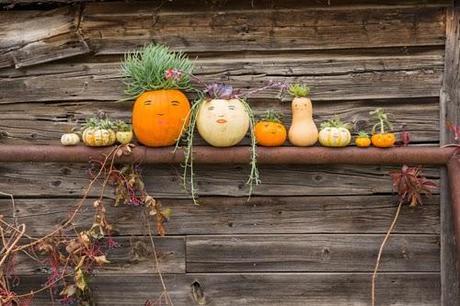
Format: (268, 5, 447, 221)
(171, 100, 181, 107)
(144, 100, 152, 105)
(207, 106, 215, 111)
(228, 105, 236, 110)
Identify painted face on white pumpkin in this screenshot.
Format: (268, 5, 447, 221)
(196, 99, 250, 147)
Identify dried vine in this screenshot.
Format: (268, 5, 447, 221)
(371, 164, 437, 306)
(0, 145, 172, 305)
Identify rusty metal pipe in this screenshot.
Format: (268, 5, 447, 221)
(448, 156, 460, 273)
(0, 145, 456, 165)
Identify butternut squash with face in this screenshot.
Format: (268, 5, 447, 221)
(287, 84, 318, 146)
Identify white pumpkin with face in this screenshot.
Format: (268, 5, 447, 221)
(196, 99, 250, 147)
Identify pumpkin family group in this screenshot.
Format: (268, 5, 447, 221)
(60, 115, 133, 147)
(122, 44, 193, 147)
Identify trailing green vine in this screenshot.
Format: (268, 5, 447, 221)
(176, 81, 286, 205)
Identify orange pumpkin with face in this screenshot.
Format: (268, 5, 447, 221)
(132, 90, 190, 147)
(255, 110, 287, 147)
(255, 121, 287, 147)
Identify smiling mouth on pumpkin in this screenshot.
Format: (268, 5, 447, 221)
(216, 119, 227, 124)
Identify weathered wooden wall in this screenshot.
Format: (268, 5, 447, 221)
(0, 0, 452, 305)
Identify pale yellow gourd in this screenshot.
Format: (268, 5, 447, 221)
(287, 84, 318, 146)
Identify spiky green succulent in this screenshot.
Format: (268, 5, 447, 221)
(83, 117, 115, 130)
(320, 117, 352, 130)
(259, 109, 284, 123)
(288, 84, 310, 98)
(121, 43, 194, 99)
(113, 120, 131, 132)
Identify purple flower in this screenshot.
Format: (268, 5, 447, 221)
(205, 83, 240, 99)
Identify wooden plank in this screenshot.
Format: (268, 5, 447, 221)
(0, 7, 89, 68)
(0, 98, 440, 145)
(0, 51, 443, 103)
(440, 1, 460, 305)
(0, 195, 440, 236)
(0, 163, 440, 198)
(187, 234, 439, 273)
(80, 3, 446, 54)
(13, 236, 185, 274)
(1, 0, 452, 9)
(13, 273, 440, 305)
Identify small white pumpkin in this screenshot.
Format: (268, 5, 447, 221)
(60, 133, 80, 146)
(318, 118, 351, 147)
(196, 99, 250, 147)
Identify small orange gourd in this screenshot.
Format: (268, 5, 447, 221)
(255, 110, 287, 147)
(287, 84, 318, 146)
(370, 108, 396, 148)
(371, 133, 396, 148)
(132, 90, 190, 147)
(355, 131, 371, 148)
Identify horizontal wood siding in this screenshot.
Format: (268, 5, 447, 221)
(0, 196, 440, 236)
(0, 1, 446, 305)
(14, 273, 441, 305)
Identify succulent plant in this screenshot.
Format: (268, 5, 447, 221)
(204, 83, 240, 99)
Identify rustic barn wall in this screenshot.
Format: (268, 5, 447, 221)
(0, 0, 450, 305)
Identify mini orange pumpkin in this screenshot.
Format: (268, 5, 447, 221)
(371, 133, 396, 148)
(132, 89, 190, 147)
(255, 110, 287, 147)
(355, 131, 371, 148)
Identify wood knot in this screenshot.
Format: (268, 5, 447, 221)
(321, 247, 331, 261)
(191, 281, 206, 305)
